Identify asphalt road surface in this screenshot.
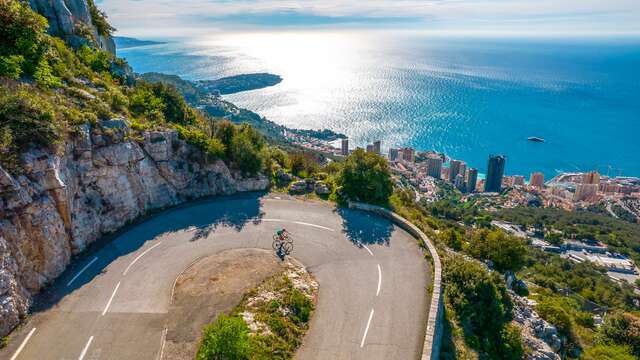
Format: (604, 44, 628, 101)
(2, 193, 431, 360)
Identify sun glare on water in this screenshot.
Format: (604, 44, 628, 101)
(191, 31, 405, 135)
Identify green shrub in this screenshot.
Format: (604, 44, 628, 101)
(197, 314, 250, 360)
(269, 147, 288, 168)
(439, 228, 463, 251)
(536, 298, 573, 339)
(597, 311, 640, 356)
(175, 125, 225, 159)
(500, 324, 524, 360)
(0, 55, 24, 79)
(33, 58, 61, 88)
(443, 255, 519, 358)
(129, 84, 165, 121)
(76, 46, 111, 73)
(582, 344, 636, 360)
(0, 0, 48, 77)
(286, 289, 314, 324)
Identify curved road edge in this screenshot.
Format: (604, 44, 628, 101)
(348, 201, 443, 360)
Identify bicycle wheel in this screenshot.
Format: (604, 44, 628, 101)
(282, 241, 293, 255)
(272, 239, 281, 251)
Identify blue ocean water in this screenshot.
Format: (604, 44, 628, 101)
(118, 32, 640, 178)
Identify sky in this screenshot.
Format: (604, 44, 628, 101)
(96, 0, 640, 38)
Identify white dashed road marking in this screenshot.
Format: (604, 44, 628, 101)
(10, 327, 36, 360)
(102, 282, 121, 316)
(78, 336, 93, 360)
(376, 264, 382, 297)
(261, 218, 334, 232)
(360, 309, 375, 348)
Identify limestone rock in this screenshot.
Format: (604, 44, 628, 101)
(29, 0, 116, 54)
(315, 181, 332, 195)
(289, 180, 308, 194)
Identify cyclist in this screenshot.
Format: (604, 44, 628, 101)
(275, 228, 290, 241)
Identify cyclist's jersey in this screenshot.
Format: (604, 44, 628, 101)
(276, 228, 286, 236)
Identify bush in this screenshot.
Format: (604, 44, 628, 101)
(0, 85, 63, 153)
(339, 148, 393, 205)
(129, 84, 165, 121)
(175, 125, 225, 159)
(439, 228, 463, 250)
(76, 46, 111, 73)
(0, 0, 48, 77)
(288, 152, 319, 178)
(286, 289, 314, 324)
(0, 55, 24, 79)
(33, 58, 61, 88)
(151, 82, 196, 125)
(197, 314, 250, 360)
(582, 344, 636, 360)
(597, 311, 640, 356)
(536, 298, 574, 339)
(500, 324, 524, 360)
(443, 255, 518, 358)
(466, 229, 527, 272)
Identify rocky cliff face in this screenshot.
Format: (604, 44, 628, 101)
(28, 0, 116, 54)
(0, 120, 269, 336)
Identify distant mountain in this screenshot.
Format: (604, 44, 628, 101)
(114, 36, 165, 49)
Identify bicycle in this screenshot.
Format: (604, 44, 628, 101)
(272, 233, 293, 256)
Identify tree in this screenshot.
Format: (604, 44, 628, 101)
(439, 228, 463, 251)
(230, 126, 266, 175)
(466, 229, 527, 272)
(339, 148, 393, 205)
(197, 314, 250, 360)
(288, 152, 318, 178)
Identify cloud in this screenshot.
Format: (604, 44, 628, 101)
(97, 0, 640, 38)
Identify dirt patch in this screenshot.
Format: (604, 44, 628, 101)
(163, 248, 283, 359)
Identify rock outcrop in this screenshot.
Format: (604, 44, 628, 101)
(0, 121, 268, 336)
(512, 295, 562, 360)
(28, 0, 116, 54)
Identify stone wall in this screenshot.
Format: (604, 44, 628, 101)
(347, 201, 443, 360)
(0, 120, 269, 336)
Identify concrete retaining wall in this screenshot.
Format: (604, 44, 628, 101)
(348, 201, 443, 360)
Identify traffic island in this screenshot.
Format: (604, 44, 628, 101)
(196, 258, 318, 359)
(162, 248, 283, 359)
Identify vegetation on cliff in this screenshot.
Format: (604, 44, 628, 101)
(0, 0, 274, 177)
(441, 255, 523, 360)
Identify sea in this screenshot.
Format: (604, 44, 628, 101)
(118, 31, 640, 179)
